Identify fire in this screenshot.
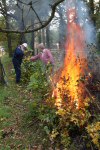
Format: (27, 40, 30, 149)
(53, 7, 88, 109)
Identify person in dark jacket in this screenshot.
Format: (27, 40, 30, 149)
(12, 43, 28, 83)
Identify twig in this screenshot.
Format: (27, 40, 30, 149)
(30, 5, 42, 26)
(85, 87, 100, 111)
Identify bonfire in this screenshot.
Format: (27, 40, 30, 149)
(52, 2, 91, 109)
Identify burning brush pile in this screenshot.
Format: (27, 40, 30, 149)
(52, 6, 88, 109)
(52, 5, 100, 110)
(27, 0, 100, 149)
(46, 0, 100, 149)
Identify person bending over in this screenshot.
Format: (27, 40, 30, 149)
(12, 43, 28, 83)
(30, 43, 54, 65)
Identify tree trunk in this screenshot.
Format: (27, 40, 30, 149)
(38, 30, 42, 43)
(0, 58, 5, 84)
(46, 25, 50, 48)
(19, 33, 26, 44)
(6, 33, 12, 57)
(42, 29, 46, 45)
(19, 21, 26, 44)
(89, 0, 95, 25)
(58, 5, 66, 50)
(30, 32, 35, 55)
(19, 7, 26, 44)
(30, 18, 35, 55)
(2, 0, 12, 57)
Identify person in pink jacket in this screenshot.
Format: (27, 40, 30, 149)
(30, 43, 54, 65)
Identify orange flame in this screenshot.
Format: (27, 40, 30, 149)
(53, 8, 88, 109)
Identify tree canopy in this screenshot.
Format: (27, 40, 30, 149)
(0, 0, 64, 33)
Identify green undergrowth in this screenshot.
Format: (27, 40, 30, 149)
(0, 86, 11, 124)
(22, 54, 100, 149)
(0, 53, 100, 149)
(0, 54, 52, 149)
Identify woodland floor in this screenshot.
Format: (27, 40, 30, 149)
(0, 55, 50, 150)
(0, 54, 100, 150)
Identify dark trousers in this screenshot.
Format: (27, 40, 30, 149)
(13, 60, 21, 83)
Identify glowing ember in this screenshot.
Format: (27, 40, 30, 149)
(53, 4, 88, 109)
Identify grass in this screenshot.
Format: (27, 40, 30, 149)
(0, 86, 9, 103)
(0, 86, 11, 124)
(0, 106, 11, 118)
(0, 54, 49, 149)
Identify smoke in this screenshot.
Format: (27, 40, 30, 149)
(76, 0, 96, 44)
(35, 0, 51, 19)
(66, 0, 96, 44)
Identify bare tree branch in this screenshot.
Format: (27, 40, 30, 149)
(30, 5, 42, 26)
(0, 0, 65, 33)
(17, 0, 38, 6)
